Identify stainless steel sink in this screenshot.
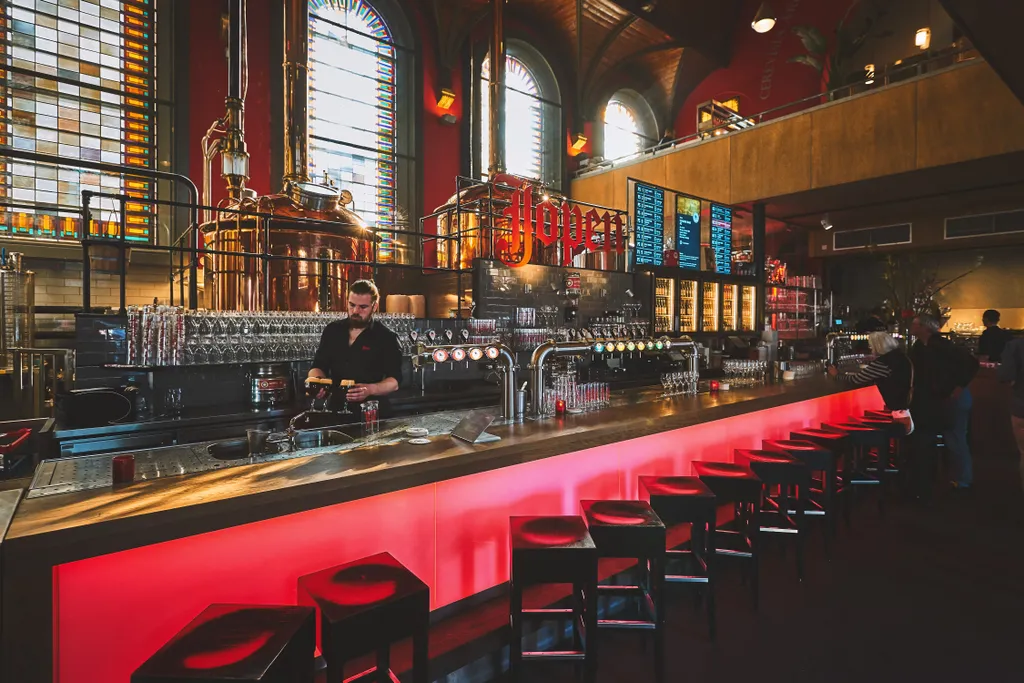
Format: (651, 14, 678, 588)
(289, 429, 353, 449)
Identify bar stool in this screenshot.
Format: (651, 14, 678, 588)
(297, 552, 429, 683)
(857, 414, 909, 483)
(510, 515, 598, 683)
(132, 604, 316, 683)
(692, 461, 762, 609)
(639, 475, 718, 639)
(822, 420, 890, 514)
(733, 449, 810, 580)
(581, 500, 666, 680)
(763, 438, 840, 547)
(791, 427, 853, 528)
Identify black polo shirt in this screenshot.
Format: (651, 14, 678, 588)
(311, 319, 403, 408)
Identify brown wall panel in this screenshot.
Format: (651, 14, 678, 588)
(916, 64, 1024, 168)
(662, 138, 731, 203)
(810, 83, 918, 189)
(730, 115, 813, 204)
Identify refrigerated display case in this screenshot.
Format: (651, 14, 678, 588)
(741, 285, 757, 331)
(702, 282, 719, 332)
(654, 277, 676, 333)
(765, 285, 829, 339)
(722, 284, 738, 332)
(678, 279, 697, 332)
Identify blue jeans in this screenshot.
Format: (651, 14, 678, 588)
(943, 388, 973, 487)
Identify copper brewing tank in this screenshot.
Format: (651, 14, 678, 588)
(201, 185, 374, 312)
(200, 0, 375, 311)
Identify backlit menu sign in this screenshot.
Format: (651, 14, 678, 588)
(675, 195, 701, 270)
(710, 203, 732, 274)
(633, 182, 664, 266)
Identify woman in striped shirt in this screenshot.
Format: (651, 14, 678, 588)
(828, 331, 912, 410)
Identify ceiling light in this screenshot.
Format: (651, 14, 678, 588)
(640, 0, 657, 12)
(864, 63, 875, 85)
(915, 27, 931, 50)
(751, 2, 776, 33)
(436, 88, 456, 110)
(821, 214, 833, 231)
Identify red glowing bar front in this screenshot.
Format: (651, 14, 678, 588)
(54, 388, 878, 682)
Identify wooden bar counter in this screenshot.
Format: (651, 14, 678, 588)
(0, 378, 879, 683)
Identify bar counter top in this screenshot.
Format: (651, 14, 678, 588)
(7, 377, 849, 558)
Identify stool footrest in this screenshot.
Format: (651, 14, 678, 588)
(345, 666, 399, 683)
(523, 650, 586, 660)
(596, 584, 646, 594)
(716, 548, 753, 558)
(598, 619, 656, 630)
(666, 574, 709, 583)
(522, 608, 574, 616)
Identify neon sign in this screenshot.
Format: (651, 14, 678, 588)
(495, 181, 627, 268)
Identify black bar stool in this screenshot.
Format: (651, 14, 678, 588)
(857, 415, 909, 485)
(693, 461, 762, 609)
(510, 515, 598, 683)
(581, 500, 666, 680)
(132, 604, 316, 683)
(822, 420, 891, 514)
(763, 438, 840, 547)
(639, 475, 718, 639)
(297, 552, 429, 683)
(734, 448, 810, 579)
(791, 428, 853, 529)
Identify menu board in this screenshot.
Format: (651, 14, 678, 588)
(710, 203, 733, 274)
(675, 195, 701, 271)
(633, 182, 664, 266)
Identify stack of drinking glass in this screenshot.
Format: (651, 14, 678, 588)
(541, 370, 610, 414)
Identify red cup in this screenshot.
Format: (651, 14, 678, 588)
(112, 454, 135, 485)
(555, 399, 567, 416)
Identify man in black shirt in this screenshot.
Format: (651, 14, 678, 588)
(977, 309, 1012, 363)
(909, 314, 979, 493)
(308, 280, 402, 414)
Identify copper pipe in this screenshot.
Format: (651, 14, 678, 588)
(283, 0, 310, 184)
(221, 0, 250, 200)
(488, 0, 506, 176)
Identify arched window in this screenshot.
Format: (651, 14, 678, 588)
(308, 0, 413, 262)
(603, 90, 658, 161)
(478, 41, 561, 186)
(604, 100, 643, 160)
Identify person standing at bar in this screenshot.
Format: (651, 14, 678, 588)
(998, 335, 1024, 492)
(828, 331, 912, 413)
(307, 279, 402, 417)
(977, 309, 1012, 363)
(909, 314, 979, 494)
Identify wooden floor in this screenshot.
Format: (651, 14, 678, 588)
(329, 451, 1024, 683)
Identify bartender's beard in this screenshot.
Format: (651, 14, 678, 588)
(349, 313, 372, 329)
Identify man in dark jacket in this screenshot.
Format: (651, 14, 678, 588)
(909, 314, 980, 492)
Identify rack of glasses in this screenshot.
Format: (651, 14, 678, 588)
(766, 285, 829, 339)
(722, 359, 769, 387)
(124, 308, 420, 367)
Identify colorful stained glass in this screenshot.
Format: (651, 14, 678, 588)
(308, 0, 397, 262)
(480, 54, 542, 181)
(0, 0, 156, 242)
(604, 99, 644, 161)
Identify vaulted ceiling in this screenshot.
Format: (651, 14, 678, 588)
(427, 0, 746, 130)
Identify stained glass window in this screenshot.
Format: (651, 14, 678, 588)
(0, 0, 157, 242)
(604, 99, 644, 161)
(308, 0, 398, 262)
(480, 53, 542, 181)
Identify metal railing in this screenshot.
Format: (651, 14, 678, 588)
(577, 43, 981, 177)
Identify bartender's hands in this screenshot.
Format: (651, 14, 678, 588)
(346, 383, 374, 403)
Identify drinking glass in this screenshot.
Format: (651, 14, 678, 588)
(363, 400, 379, 432)
(163, 387, 184, 417)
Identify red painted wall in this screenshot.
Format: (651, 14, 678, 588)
(674, 0, 854, 137)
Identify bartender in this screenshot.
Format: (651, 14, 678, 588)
(306, 279, 402, 416)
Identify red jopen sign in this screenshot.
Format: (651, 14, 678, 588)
(496, 182, 626, 268)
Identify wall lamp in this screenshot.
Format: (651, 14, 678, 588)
(751, 2, 776, 33)
(915, 27, 931, 50)
(437, 88, 456, 111)
(571, 133, 588, 151)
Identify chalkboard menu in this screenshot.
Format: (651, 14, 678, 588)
(710, 203, 733, 274)
(675, 195, 701, 271)
(634, 182, 664, 266)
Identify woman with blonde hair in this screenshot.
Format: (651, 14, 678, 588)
(829, 331, 913, 421)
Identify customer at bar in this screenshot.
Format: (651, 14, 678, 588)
(307, 279, 403, 417)
(977, 309, 1012, 363)
(828, 331, 912, 412)
(909, 314, 980, 493)
(997, 335, 1024, 491)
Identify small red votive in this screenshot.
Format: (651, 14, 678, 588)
(555, 399, 567, 416)
(112, 454, 135, 485)
(709, 380, 720, 393)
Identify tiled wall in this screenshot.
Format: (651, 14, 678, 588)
(26, 256, 175, 310)
(472, 259, 645, 323)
